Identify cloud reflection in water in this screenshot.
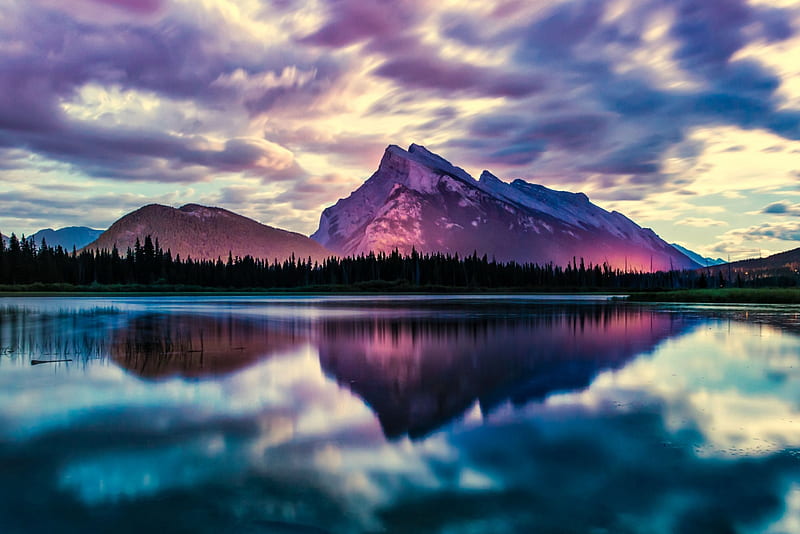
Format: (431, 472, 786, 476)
(0, 297, 799, 533)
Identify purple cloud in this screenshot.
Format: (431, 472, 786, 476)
(436, 0, 799, 196)
(670, 0, 751, 70)
(300, 0, 421, 48)
(0, 2, 353, 183)
(374, 54, 544, 98)
(89, 0, 164, 14)
(520, 0, 607, 60)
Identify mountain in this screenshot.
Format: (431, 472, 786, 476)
(1, 227, 102, 250)
(84, 203, 331, 262)
(703, 247, 800, 276)
(671, 244, 725, 267)
(312, 144, 700, 272)
(29, 227, 104, 251)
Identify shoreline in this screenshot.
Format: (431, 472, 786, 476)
(0, 282, 630, 296)
(627, 288, 800, 304)
(0, 285, 799, 303)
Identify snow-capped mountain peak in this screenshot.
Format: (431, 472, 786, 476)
(312, 144, 699, 271)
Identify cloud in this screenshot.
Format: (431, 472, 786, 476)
(516, 0, 607, 62)
(299, 0, 420, 49)
(266, 126, 392, 169)
(88, 0, 164, 14)
(210, 66, 324, 116)
(721, 145, 746, 153)
(445, 0, 800, 190)
(762, 201, 800, 216)
(272, 172, 358, 211)
(0, 0, 345, 183)
(374, 53, 545, 98)
(723, 221, 800, 242)
(675, 217, 728, 227)
(0, 124, 297, 183)
(0, 188, 183, 231)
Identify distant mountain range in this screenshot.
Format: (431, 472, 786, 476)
(702, 247, 800, 276)
(670, 244, 726, 267)
(83, 203, 330, 262)
(30, 227, 103, 251)
(1, 227, 102, 251)
(312, 144, 699, 272)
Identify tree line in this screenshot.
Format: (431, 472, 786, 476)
(0, 233, 796, 290)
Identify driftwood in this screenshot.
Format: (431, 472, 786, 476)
(30, 359, 73, 365)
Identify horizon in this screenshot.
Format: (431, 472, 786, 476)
(2, 1, 800, 261)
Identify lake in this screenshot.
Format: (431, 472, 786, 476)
(1, 295, 800, 533)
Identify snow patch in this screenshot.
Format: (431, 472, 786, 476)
(311, 143, 698, 270)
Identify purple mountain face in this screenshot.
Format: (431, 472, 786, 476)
(312, 144, 700, 272)
(85, 203, 332, 263)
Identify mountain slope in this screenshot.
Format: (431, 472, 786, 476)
(85, 203, 331, 262)
(671, 244, 725, 267)
(312, 144, 700, 272)
(29, 227, 103, 251)
(704, 247, 800, 275)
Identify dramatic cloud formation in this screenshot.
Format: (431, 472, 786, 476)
(1, 0, 799, 258)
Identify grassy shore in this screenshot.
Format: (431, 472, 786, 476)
(627, 288, 800, 304)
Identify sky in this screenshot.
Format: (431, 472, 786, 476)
(1, 0, 799, 260)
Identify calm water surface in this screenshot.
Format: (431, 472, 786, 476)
(1, 295, 800, 533)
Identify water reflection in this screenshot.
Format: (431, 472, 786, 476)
(317, 306, 690, 439)
(0, 302, 692, 439)
(0, 297, 799, 533)
(0, 305, 309, 379)
(113, 314, 308, 379)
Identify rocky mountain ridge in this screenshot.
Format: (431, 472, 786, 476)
(312, 144, 700, 272)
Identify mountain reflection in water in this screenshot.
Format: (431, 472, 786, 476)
(112, 314, 308, 379)
(1, 301, 690, 439)
(317, 306, 690, 438)
(2, 297, 800, 534)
